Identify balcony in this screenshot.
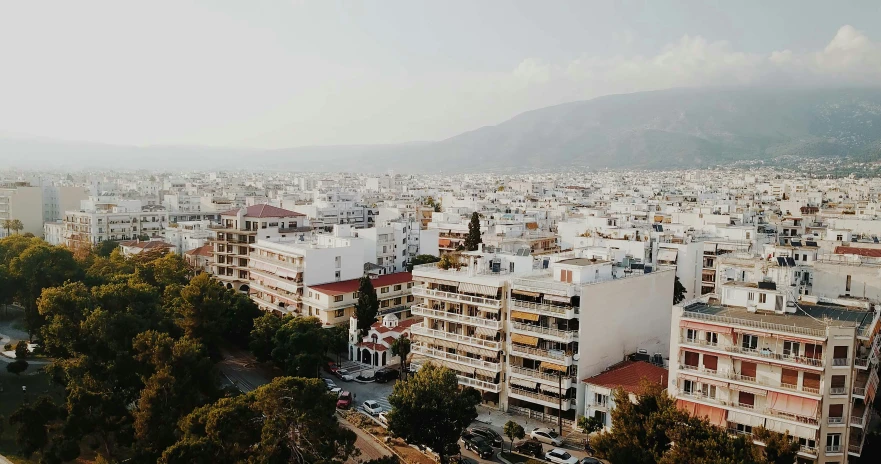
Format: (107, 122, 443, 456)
(679, 337, 825, 369)
(827, 416, 845, 425)
(410, 325, 502, 351)
(250, 254, 304, 274)
(509, 366, 574, 388)
(411, 305, 502, 330)
(457, 375, 501, 393)
(250, 280, 300, 302)
(676, 389, 819, 425)
(412, 286, 502, 309)
(852, 370, 878, 399)
(248, 270, 302, 294)
(511, 299, 576, 318)
(411, 344, 502, 372)
(508, 387, 572, 410)
(681, 310, 826, 338)
(509, 343, 572, 364)
(512, 276, 576, 296)
(831, 358, 849, 367)
(798, 445, 818, 458)
(826, 445, 842, 454)
(850, 406, 869, 428)
(510, 321, 578, 343)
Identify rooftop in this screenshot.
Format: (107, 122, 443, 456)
(682, 301, 877, 337)
(309, 272, 413, 296)
(219, 204, 305, 218)
(557, 257, 608, 266)
(583, 360, 669, 394)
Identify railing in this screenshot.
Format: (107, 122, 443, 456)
(509, 343, 571, 362)
(456, 375, 501, 392)
(850, 409, 868, 427)
(680, 336, 719, 348)
(411, 305, 502, 329)
(412, 263, 511, 276)
(249, 254, 304, 273)
(411, 345, 502, 371)
(826, 445, 841, 454)
(849, 443, 863, 455)
(678, 365, 823, 397)
(720, 344, 824, 368)
(510, 366, 574, 384)
(412, 286, 502, 308)
(508, 387, 572, 408)
(507, 406, 575, 428)
(511, 299, 575, 317)
(799, 445, 818, 456)
(827, 417, 844, 425)
(832, 358, 850, 367)
(830, 387, 847, 395)
(510, 322, 579, 341)
(513, 274, 576, 295)
(411, 325, 502, 350)
(855, 357, 869, 368)
(681, 311, 826, 337)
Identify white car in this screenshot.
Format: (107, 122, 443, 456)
(330, 386, 342, 396)
(336, 369, 354, 381)
(530, 428, 563, 446)
(545, 448, 578, 464)
(323, 378, 337, 389)
(377, 411, 389, 426)
(362, 400, 383, 416)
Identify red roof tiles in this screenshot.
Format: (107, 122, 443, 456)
(185, 244, 213, 257)
(309, 272, 413, 296)
(583, 360, 668, 394)
(835, 246, 881, 258)
(219, 204, 305, 218)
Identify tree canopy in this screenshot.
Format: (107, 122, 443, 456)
(354, 276, 379, 336)
(464, 212, 482, 251)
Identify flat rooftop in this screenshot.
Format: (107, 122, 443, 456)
(557, 258, 608, 266)
(683, 302, 877, 337)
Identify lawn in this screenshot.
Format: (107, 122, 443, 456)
(0, 365, 65, 463)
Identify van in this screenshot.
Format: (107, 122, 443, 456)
(374, 367, 400, 383)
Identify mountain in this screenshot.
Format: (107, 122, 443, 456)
(2, 87, 881, 172)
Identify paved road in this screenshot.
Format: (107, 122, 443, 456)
(339, 416, 393, 463)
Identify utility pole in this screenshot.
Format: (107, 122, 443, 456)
(558, 371, 563, 434)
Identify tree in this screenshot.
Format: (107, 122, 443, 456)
(172, 272, 227, 349)
(10, 219, 23, 234)
(753, 427, 800, 464)
(464, 212, 482, 251)
(250, 312, 283, 362)
(503, 420, 525, 452)
(324, 324, 349, 363)
(14, 340, 28, 359)
(9, 243, 83, 337)
(354, 276, 379, 337)
(387, 363, 481, 464)
(2, 219, 12, 236)
(673, 276, 686, 304)
(95, 240, 120, 258)
(390, 336, 411, 378)
(6, 359, 27, 375)
(437, 253, 461, 270)
(407, 254, 440, 272)
(578, 415, 603, 444)
(9, 396, 61, 458)
(271, 316, 327, 377)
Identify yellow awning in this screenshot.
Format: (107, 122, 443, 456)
(540, 361, 568, 373)
(510, 333, 539, 347)
(510, 310, 540, 322)
(512, 289, 541, 298)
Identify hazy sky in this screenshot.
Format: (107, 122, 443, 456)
(1, 0, 880, 149)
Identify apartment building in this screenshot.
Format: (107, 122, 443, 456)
(0, 182, 44, 237)
(246, 227, 365, 315)
(289, 190, 376, 231)
(63, 197, 168, 250)
(209, 204, 310, 291)
(163, 220, 212, 254)
(669, 290, 880, 463)
(305, 272, 414, 327)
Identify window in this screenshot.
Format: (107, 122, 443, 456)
(826, 433, 841, 452)
(407, 282, 413, 288)
(735, 423, 752, 435)
(334, 309, 345, 318)
(381, 300, 390, 308)
(334, 271, 341, 281)
(381, 287, 389, 294)
(781, 368, 798, 388)
(741, 334, 758, 350)
(593, 410, 607, 425)
(748, 292, 755, 301)
(802, 254, 807, 261)
(334, 295, 344, 302)
(783, 341, 800, 357)
(738, 391, 755, 408)
(836, 234, 843, 241)
(702, 355, 718, 372)
(685, 329, 698, 342)
(833, 345, 848, 361)
(261, 222, 267, 229)
(794, 254, 800, 261)
(394, 284, 402, 291)
(560, 269, 572, 283)
(308, 291, 313, 298)
(845, 275, 851, 292)
(335, 256, 341, 268)
(684, 351, 699, 367)
(700, 383, 716, 399)
(705, 331, 718, 346)
(406, 295, 414, 303)
(759, 293, 767, 303)
(594, 393, 608, 406)
(352, 292, 358, 299)
(682, 379, 695, 394)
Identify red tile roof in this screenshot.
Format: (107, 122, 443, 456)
(358, 342, 388, 352)
(219, 204, 305, 218)
(309, 272, 413, 296)
(835, 246, 881, 258)
(583, 360, 668, 394)
(185, 244, 213, 257)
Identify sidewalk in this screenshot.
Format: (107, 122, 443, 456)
(475, 404, 558, 430)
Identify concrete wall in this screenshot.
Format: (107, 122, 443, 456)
(812, 262, 881, 300)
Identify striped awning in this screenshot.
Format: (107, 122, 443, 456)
(732, 385, 767, 396)
(541, 384, 563, 395)
(459, 282, 499, 297)
(474, 326, 497, 337)
(510, 310, 540, 322)
(511, 333, 539, 346)
(509, 377, 538, 389)
(728, 410, 766, 428)
(512, 289, 541, 298)
(460, 345, 498, 358)
(542, 294, 571, 304)
(416, 277, 460, 288)
(439, 239, 452, 247)
(540, 361, 568, 373)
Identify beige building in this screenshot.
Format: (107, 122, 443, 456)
(306, 272, 414, 327)
(0, 182, 43, 237)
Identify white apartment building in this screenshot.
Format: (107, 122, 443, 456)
(247, 226, 366, 315)
(289, 191, 376, 231)
(43, 221, 65, 246)
(163, 220, 212, 254)
(62, 196, 168, 250)
(669, 290, 880, 463)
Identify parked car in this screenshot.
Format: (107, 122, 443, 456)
(336, 391, 354, 409)
(545, 448, 578, 464)
(579, 458, 601, 464)
(461, 433, 495, 459)
(514, 439, 544, 457)
(374, 367, 400, 383)
(323, 378, 337, 390)
(326, 361, 339, 374)
(448, 456, 477, 464)
(336, 369, 354, 381)
(330, 386, 342, 396)
(377, 411, 389, 426)
(530, 427, 563, 446)
(362, 400, 383, 416)
(466, 426, 503, 447)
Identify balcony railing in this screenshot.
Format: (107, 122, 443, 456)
(826, 445, 841, 454)
(832, 358, 849, 367)
(827, 416, 845, 425)
(798, 445, 818, 457)
(411, 305, 502, 329)
(509, 366, 574, 385)
(720, 344, 824, 368)
(511, 299, 575, 317)
(676, 389, 819, 425)
(678, 365, 822, 397)
(510, 321, 578, 342)
(456, 375, 501, 392)
(830, 387, 847, 395)
(509, 344, 571, 363)
(681, 311, 826, 337)
(508, 387, 572, 409)
(412, 286, 502, 308)
(411, 325, 502, 350)
(855, 357, 869, 368)
(411, 344, 502, 371)
(850, 409, 868, 427)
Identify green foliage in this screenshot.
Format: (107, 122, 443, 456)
(170, 272, 259, 351)
(94, 240, 120, 258)
(752, 427, 800, 464)
(387, 363, 481, 464)
(390, 336, 411, 378)
(464, 212, 482, 251)
(578, 415, 603, 435)
(271, 316, 327, 378)
(673, 276, 686, 305)
(6, 359, 27, 375)
(14, 340, 28, 359)
(407, 254, 440, 272)
(324, 324, 349, 362)
(437, 253, 461, 270)
(503, 420, 525, 451)
(8, 396, 61, 458)
(9, 243, 83, 336)
(249, 312, 283, 362)
(355, 276, 380, 336)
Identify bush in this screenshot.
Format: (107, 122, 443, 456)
(6, 359, 28, 375)
(3, 343, 11, 351)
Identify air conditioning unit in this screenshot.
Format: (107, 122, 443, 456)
(747, 305, 757, 313)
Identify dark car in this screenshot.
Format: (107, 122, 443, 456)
(467, 426, 503, 448)
(514, 439, 544, 457)
(461, 433, 495, 459)
(579, 458, 601, 464)
(448, 456, 477, 464)
(374, 367, 400, 383)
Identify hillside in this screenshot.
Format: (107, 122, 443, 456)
(2, 87, 881, 172)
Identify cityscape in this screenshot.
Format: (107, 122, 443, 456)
(1, 2, 881, 464)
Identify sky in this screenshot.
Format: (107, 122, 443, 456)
(1, 0, 880, 149)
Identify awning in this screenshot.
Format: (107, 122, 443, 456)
(731, 385, 767, 396)
(542, 294, 572, 304)
(766, 392, 819, 418)
(680, 321, 733, 334)
(728, 410, 766, 428)
(658, 249, 678, 262)
(511, 333, 539, 346)
(765, 419, 818, 441)
(540, 384, 563, 395)
(460, 345, 498, 358)
(509, 377, 538, 389)
(697, 377, 728, 389)
(415, 277, 460, 288)
(676, 400, 727, 427)
(540, 362, 568, 373)
(704, 243, 718, 253)
(511, 310, 540, 322)
(465, 283, 501, 297)
(512, 289, 541, 298)
(439, 239, 452, 247)
(473, 326, 497, 337)
(780, 336, 824, 344)
(679, 374, 699, 383)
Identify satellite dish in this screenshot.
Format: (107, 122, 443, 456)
(572, 353, 580, 361)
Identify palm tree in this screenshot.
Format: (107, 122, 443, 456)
(1, 219, 11, 237)
(10, 219, 23, 235)
(390, 336, 411, 379)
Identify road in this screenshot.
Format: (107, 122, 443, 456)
(339, 416, 393, 463)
